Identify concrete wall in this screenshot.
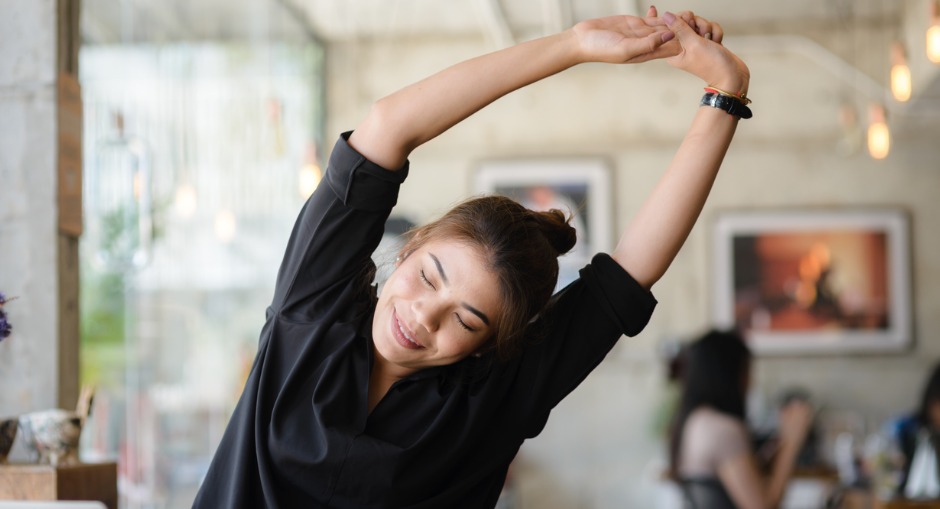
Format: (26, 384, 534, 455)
(0, 0, 79, 426)
(0, 0, 62, 416)
(324, 28, 940, 508)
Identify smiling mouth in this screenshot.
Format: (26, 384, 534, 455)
(392, 310, 423, 350)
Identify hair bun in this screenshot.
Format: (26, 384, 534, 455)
(531, 208, 577, 256)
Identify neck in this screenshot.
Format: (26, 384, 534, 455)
(368, 346, 411, 414)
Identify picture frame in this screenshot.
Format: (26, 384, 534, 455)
(475, 159, 612, 290)
(711, 208, 912, 355)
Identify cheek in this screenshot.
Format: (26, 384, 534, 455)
(437, 333, 490, 360)
(384, 267, 417, 296)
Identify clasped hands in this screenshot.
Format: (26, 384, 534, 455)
(572, 6, 749, 95)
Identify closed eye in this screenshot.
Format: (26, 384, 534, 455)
(455, 314, 475, 332)
(419, 269, 435, 289)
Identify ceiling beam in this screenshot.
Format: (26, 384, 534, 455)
(731, 34, 940, 115)
(273, 0, 327, 44)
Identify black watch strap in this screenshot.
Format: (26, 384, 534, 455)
(700, 92, 753, 119)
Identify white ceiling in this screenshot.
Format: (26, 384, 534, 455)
(79, 0, 939, 113)
(81, 0, 902, 44)
(290, 0, 900, 42)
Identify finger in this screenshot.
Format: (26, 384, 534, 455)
(662, 11, 698, 45)
(627, 30, 678, 63)
(710, 22, 724, 44)
(694, 16, 711, 38)
(647, 5, 658, 18)
(644, 11, 667, 27)
(691, 17, 724, 44)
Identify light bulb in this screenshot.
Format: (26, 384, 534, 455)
(866, 105, 890, 160)
(890, 65, 912, 102)
(890, 42, 912, 102)
(214, 209, 237, 243)
(174, 183, 198, 218)
(928, 24, 940, 63)
(299, 163, 322, 198)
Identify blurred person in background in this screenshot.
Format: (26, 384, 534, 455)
(892, 361, 940, 497)
(669, 329, 814, 509)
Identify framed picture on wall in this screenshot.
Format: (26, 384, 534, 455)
(711, 208, 912, 355)
(475, 159, 612, 290)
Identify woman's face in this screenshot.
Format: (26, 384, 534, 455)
(372, 239, 503, 377)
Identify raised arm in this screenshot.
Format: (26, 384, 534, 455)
(612, 10, 751, 289)
(348, 11, 682, 170)
(718, 401, 814, 509)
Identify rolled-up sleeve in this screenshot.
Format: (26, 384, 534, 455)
(326, 133, 410, 212)
(515, 253, 657, 436)
(270, 132, 408, 317)
(579, 253, 657, 337)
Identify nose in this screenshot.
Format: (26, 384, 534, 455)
(412, 297, 446, 334)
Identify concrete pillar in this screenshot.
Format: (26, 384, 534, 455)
(0, 0, 81, 417)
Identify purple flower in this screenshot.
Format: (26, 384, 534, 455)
(0, 293, 12, 341)
(0, 312, 10, 340)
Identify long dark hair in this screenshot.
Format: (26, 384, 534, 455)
(398, 195, 576, 361)
(668, 329, 752, 477)
(917, 363, 940, 427)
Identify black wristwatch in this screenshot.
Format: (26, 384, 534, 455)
(700, 92, 753, 119)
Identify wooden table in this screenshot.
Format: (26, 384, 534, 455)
(875, 498, 940, 509)
(839, 488, 940, 509)
(0, 463, 117, 509)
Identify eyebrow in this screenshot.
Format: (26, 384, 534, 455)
(429, 252, 491, 326)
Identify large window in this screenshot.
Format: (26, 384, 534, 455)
(79, 41, 324, 508)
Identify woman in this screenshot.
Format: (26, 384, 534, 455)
(669, 330, 813, 509)
(195, 8, 751, 508)
(894, 362, 940, 496)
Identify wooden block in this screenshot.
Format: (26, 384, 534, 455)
(0, 463, 117, 509)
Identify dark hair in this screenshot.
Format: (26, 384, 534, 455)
(398, 195, 576, 360)
(917, 363, 940, 426)
(668, 329, 752, 477)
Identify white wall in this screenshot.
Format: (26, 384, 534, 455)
(324, 27, 940, 509)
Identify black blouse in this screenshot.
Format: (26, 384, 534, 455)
(192, 132, 658, 509)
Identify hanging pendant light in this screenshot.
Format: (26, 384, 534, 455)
(866, 104, 890, 160)
(214, 209, 237, 243)
(89, 111, 154, 270)
(929, 1, 940, 63)
(890, 41, 912, 102)
(174, 182, 198, 218)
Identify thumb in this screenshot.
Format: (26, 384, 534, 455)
(662, 11, 695, 43)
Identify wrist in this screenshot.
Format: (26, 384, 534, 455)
(552, 29, 589, 67)
(709, 70, 750, 98)
(700, 91, 752, 119)
(778, 436, 805, 456)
